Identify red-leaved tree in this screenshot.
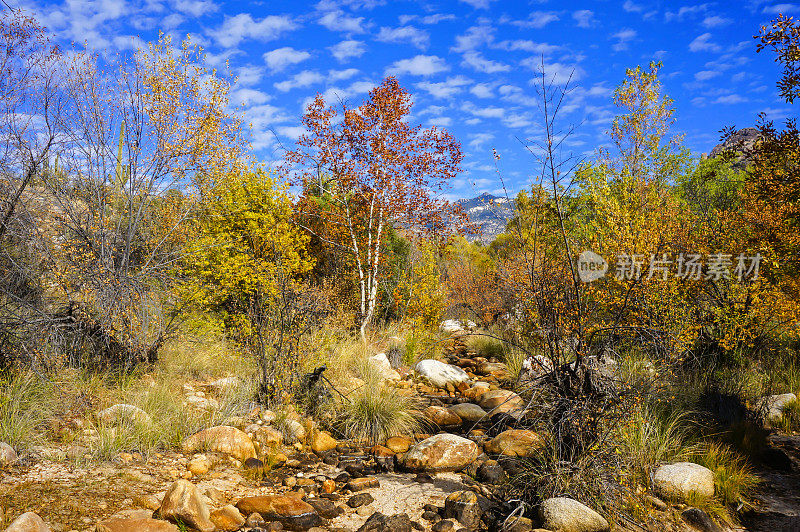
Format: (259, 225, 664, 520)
(286, 77, 464, 339)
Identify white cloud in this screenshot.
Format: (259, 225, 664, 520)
(714, 94, 747, 104)
(328, 68, 360, 81)
(319, 10, 367, 33)
(230, 88, 271, 107)
(422, 13, 457, 24)
(452, 25, 494, 53)
(162, 13, 185, 29)
(702, 15, 732, 28)
(428, 115, 453, 127)
(376, 25, 429, 49)
(470, 83, 495, 98)
(236, 65, 265, 86)
(277, 126, 306, 140)
(572, 10, 595, 28)
(415, 76, 471, 98)
(689, 32, 721, 52)
(386, 55, 450, 76)
(458, 0, 493, 9)
(329, 40, 367, 61)
(623, 0, 643, 12)
(522, 58, 584, 84)
(611, 28, 637, 51)
(275, 70, 324, 92)
(263, 47, 311, 72)
(665, 4, 710, 21)
(462, 101, 504, 119)
(695, 70, 721, 81)
(210, 14, 296, 48)
(763, 4, 800, 14)
(461, 51, 510, 73)
(469, 133, 494, 148)
(496, 40, 561, 55)
(171, 0, 218, 17)
(513, 12, 559, 29)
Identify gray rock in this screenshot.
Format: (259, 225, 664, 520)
(447, 403, 488, 423)
(0, 442, 18, 467)
(681, 507, 723, 532)
(761, 393, 797, 424)
(402, 434, 479, 472)
(538, 497, 609, 532)
(96, 404, 151, 425)
(653, 462, 715, 503)
(369, 353, 401, 381)
(414, 360, 470, 389)
(357, 512, 414, 532)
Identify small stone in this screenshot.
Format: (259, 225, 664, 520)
(134, 494, 162, 511)
(432, 519, 456, 532)
(322, 479, 336, 493)
(236, 494, 321, 530)
(95, 517, 177, 532)
(646, 495, 667, 511)
(210, 504, 246, 532)
(385, 436, 414, 454)
(422, 510, 441, 522)
(424, 406, 462, 427)
(402, 434, 479, 473)
(311, 431, 338, 454)
(348, 493, 375, 508)
(538, 498, 609, 532)
(245, 512, 265, 527)
(653, 462, 715, 503)
(346, 477, 380, 491)
(477, 460, 506, 483)
(357, 512, 415, 532)
(307, 498, 343, 519)
(0, 442, 18, 468)
(181, 426, 256, 461)
(681, 507, 723, 532)
(484, 430, 543, 457)
(188, 454, 212, 476)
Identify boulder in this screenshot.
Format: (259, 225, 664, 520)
(181, 426, 255, 461)
(210, 505, 246, 532)
(477, 362, 511, 380)
(653, 462, 715, 503)
(159, 480, 214, 532)
(357, 512, 415, 532)
(0, 442, 18, 467)
(415, 360, 470, 389)
(187, 454, 212, 476)
(311, 431, 338, 453)
(96, 404, 151, 425)
(440, 319, 464, 334)
(761, 393, 797, 423)
(424, 406, 462, 427)
(402, 433, 479, 472)
(478, 389, 524, 414)
(235, 494, 321, 531)
(538, 497, 609, 532)
(443, 491, 481, 528)
(5, 512, 51, 532)
(95, 517, 178, 532)
(447, 403, 488, 423)
(252, 426, 284, 447)
(484, 429, 543, 457)
(462, 382, 491, 401)
(369, 353, 401, 381)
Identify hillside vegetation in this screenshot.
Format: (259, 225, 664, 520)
(2, 8, 800, 532)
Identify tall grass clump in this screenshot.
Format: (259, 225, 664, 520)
(619, 406, 695, 488)
(467, 334, 506, 360)
(0, 371, 53, 449)
(336, 372, 424, 445)
(693, 441, 759, 507)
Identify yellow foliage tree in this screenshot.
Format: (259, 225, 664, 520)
(181, 165, 316, 401)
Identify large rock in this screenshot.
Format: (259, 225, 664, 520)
(402, 433, 479, 472)
(96, 404, 151, 425)
(159, 480, 214, 532)
(443, 491, 481, 528)
(181, 426, 255, 461)
(761, 393, 797, 424)
(311, 430, 338, 453)
(478, 389, 524, 414)
(484, 429, 543, 457)
(447, 403, 488, 423)
(415, 360, 470, 389)
(440, 319, 465, 334)
(236, 494, 321, 531)
(369, 353, 401, 381)
(653, 462, 715, 503)
(477, 362, 511, 380)
(424, 405, 462, 427)
(0, 442, 18, 467)
(538, 497, 609, 532)
(357, 512, 414, 532)
(95, 517, 178, 532)
(5, 512, 51, 532)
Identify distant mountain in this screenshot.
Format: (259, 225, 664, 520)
(455, 193, 515, 243)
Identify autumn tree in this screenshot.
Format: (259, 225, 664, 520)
(287, 77, 464, 340)
(43, 33, 246, 366)
(181, 166, 319, 402)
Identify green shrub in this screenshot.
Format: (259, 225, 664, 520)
(694, 441, 760, 507)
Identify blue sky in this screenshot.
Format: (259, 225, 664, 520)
(30, 0, 798, 199)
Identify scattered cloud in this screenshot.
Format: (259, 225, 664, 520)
(170, 0, 218, 17)
(376, 25, 430, 49)
(329, 40, 367, 61)
(611, 28, 637, 51)
(572, 10, 596, 28)
(470, 83, 495, 98)
(458, 0, 493, 9)
(274, 70, 324, 92)
(695, 70, 721, 81)
(714, 94, 747, 104)
(461, 51, 510, 73)
(452, 25, 494, 53)
(513, 11, 559, 29)
(763, 4, 800, 14)
(318, 10, 368, 33)
(665, 4, 710, 21)
(210, 14, 296, 48)
(689, 32, 722, 52)
(386, 55, 450, 76)
(263, 47, 311, 72)
(623, 1, 643, 13)
(416, 76, 471, 98)
(702, 15, 732, 28)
